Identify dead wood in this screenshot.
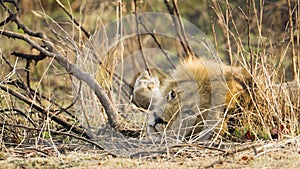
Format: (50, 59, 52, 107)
(0, 3, 122, 137)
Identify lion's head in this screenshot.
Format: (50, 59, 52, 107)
(147, 58, 227, 140)
(131, 58, 250, 141)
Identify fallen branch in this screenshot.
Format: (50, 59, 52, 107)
(0, 122, 110, 152)
(0, 83, 92, 139)
(0, 16, 121, 129)
(0, 108, 36, 127)
(6, 80, 80, 120)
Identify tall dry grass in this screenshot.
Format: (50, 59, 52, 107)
(210, 0, 299, 141)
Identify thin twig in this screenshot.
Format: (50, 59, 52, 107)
(171, 0, 194, 57)
(139, 20, 176, 68)
(133, 0, 151, 74)
(0, 122, 110, 152)
(225, 0, 233, 65)
(55, 0, 90, 38)
(164, 0, 194, 58)
(0, 0, 20, 14)
(0, 13, 14, 27)
(0, 108, 36, 127)
(0, 83, 93, 139)
(6, 79, 80, 120)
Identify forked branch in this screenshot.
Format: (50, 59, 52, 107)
(0, 3, 121, 131)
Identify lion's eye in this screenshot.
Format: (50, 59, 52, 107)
(167, 90, 176, 101)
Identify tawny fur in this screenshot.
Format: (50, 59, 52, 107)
(133, 70, 162, 109)
(133, 57, 251, 138)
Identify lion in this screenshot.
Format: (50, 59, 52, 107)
(133, 57, 251, 140)
(132, 70, 162, 109)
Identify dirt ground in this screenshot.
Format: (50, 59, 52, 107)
(0, 151, 300, 169)
(1, 139, 299, 169)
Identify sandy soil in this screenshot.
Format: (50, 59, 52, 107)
(1, 141, 299, 169)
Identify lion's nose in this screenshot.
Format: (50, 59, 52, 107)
(153, 112, 168, 128)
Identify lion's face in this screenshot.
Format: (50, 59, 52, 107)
(148, 79, 201, 138)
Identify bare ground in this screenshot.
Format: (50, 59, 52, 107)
(1, 137, 299, 169)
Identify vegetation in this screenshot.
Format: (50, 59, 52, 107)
(0, 0, 299, 168)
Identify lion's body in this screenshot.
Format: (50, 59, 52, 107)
(133, 57, 251, 139)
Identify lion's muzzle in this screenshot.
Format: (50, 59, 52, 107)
(148, 111, 168, 133)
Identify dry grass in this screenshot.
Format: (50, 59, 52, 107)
(0, 138, 299, 168)
(0, 0, 299, 168)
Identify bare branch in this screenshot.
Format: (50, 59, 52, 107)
(0, 122, 108, 151)
(0, 19, 121, 128)
(0, 13, 14, 27)
(0, 108, 36, 127)
(164, 0, 194, 57)
(6, 80, 80, 120)
(133, 0, 151, 74)
(11, 52, 46, 63)
(139, 20, 176, 69)
(0, 83, 93, 139)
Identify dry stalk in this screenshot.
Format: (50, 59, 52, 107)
(287, 0, 299, 81)
(164, 0, 194, 57)
(133, 0, 151, 74)
(55, 0, 90, 38)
